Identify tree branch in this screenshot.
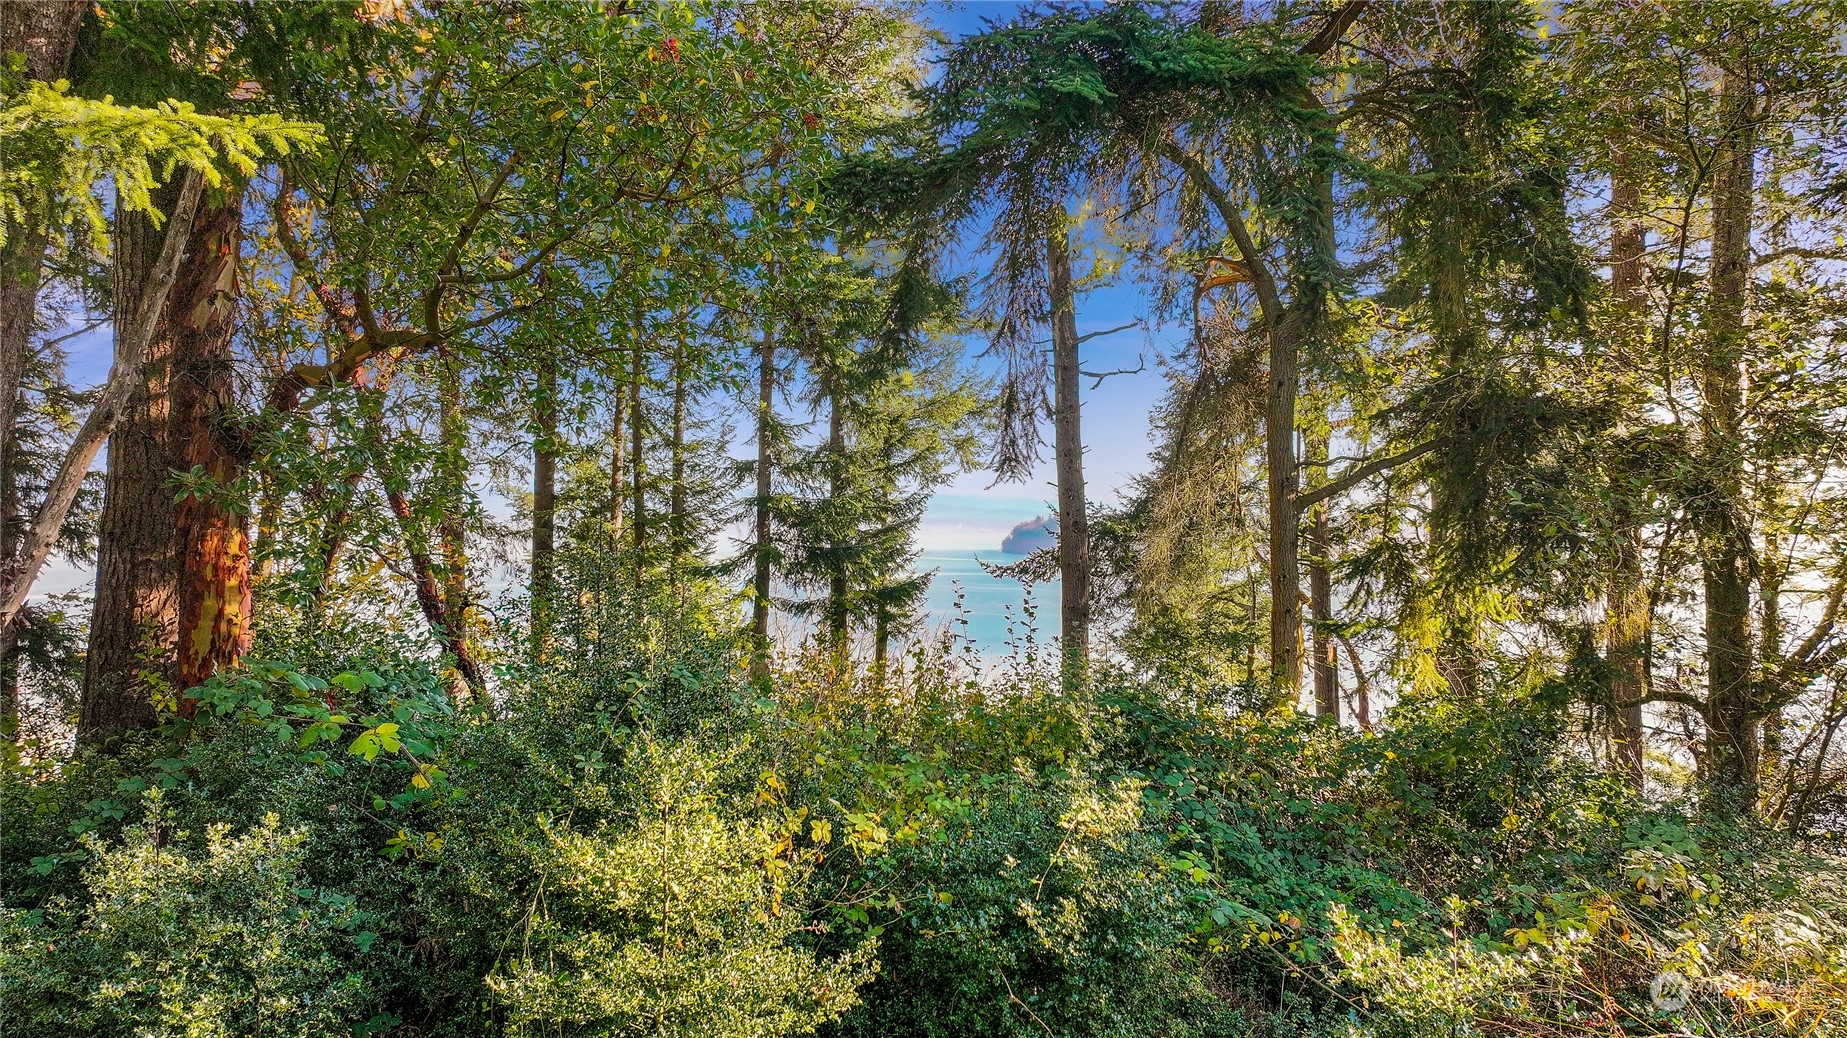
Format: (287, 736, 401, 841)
(1298, 1, 1368, 57)
(1157, 137, 1285, 322)
(1079, 355, 1145, 389)
(1295, 438, 1441, 510)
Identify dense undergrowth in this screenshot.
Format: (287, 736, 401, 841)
(4, 581, 1845, 1037)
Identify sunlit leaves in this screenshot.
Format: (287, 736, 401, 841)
(0, 80, 321, 249)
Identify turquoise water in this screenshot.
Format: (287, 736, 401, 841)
(913, 549, 1059, 655)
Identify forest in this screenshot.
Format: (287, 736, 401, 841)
(4, 0, 1847, 1034)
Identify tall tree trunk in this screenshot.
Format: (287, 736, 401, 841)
(1045, 226, 1090, 691)
(81, 183, 189, 744)
(629, 336, 646, 588)
(1759, 525, 1786, 788)
(434, 352, 475, 689)
(1305, 432, 1337, 719)
(609, 376, 625, 547)
(874, 609, 890, 687)
(751, 321, 775, 677)
(3, 0, 90, 739)
(169, 191, 252, 701)
(0, 0, 87, 469)
(1265, 330, 1303, 705)
(825, 377, 848, 654)
(1700, 68, 1759, 806)
(1157, 126, 1326, 709)
(670, 340, 688, 568)
(1606, 166, 1650, 788)
(1, 451, 19, 738)
(531, 355, 557, 656)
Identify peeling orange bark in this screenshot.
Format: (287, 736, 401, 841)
(169, 192, 253, 707)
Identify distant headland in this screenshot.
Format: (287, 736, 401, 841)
(1000, 515, 1058, 555)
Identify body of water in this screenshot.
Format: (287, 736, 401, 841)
(912, 549, 1059, 657)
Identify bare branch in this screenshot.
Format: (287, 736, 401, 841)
(1079, 355, 1146, 389)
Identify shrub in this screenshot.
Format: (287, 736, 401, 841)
(1, 801, 374, 1037)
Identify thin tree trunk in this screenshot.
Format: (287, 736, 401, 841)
(436, 351, 471, 661)
(1, 452, 19, 739)
(670, 340, 688, 568)
(1700, 68, 1759, 807)
(384, 480, 486, 693)
(1606, 166, 1650, 788)
(609, 377, 625, 547)
(1045, 225, 1090, 691)
(826, 376, 848, 654)
(874, 611, 890, 687)
(629, 335, 646, 587)
(169, 190, 252, 702)
(0, 219, 49, 486)
(1306, 432, 1337, 719)
(1759, 526, 1785, 787)
(349, 378, 483, 694)
(305, 472, 363, 625)
(1157, 128, 1321, 709)
(1338, 631, 1371, 730)
(3, 4, 98, 734)
(531, 355, 557, 656)
(751, 321, 775, 677)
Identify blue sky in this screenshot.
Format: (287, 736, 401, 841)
(43, 2, 1168, 586)
(911, 2, 1168, 551)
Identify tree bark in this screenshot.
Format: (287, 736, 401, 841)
(609, 374, 625, 547)
(1306, 432, 1338, 719)
(531, 355, 557, 655)
(1, 450, 20, 739)
(74, 173, 204, 746)
(2, 6, 93, 735)
(1605, 165, 1649, 788)
(0, 0, 88, 474)
(825, 376, 849, 654)
(629, 333, 646, 588)
(1699, 68, 1759, 806)
(168, 191, 251, 700)
(1156, 137, 1304, 705)
(1265, 335, 1303, 705)
(435, 351, 470, 670)
(1045, 226, 1091, 691)
(669, 340, 688, 568)
(751, 321, 775, 677)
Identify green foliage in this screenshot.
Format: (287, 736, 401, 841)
(1, 803, 373, 1037)
(0, 79, 320, 248)
(489, 737, 876, 1038)
(7, 587, 1847, 1035)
